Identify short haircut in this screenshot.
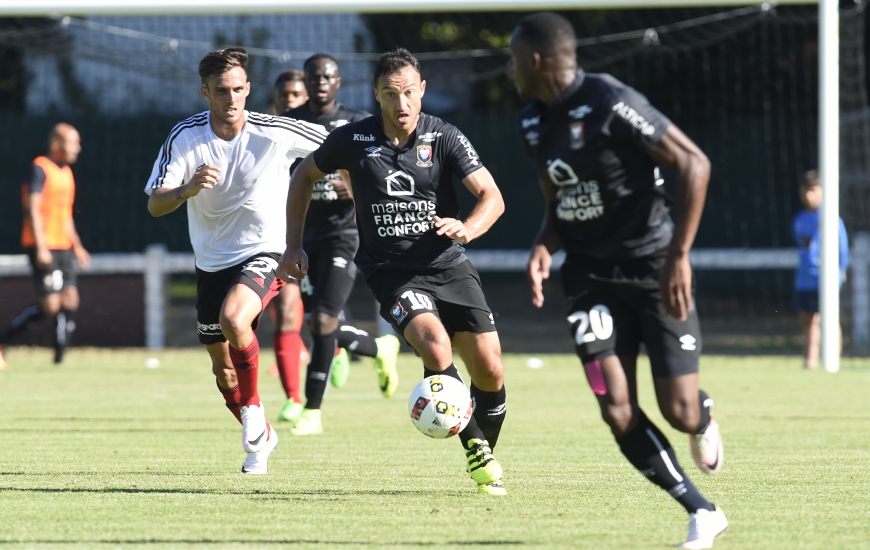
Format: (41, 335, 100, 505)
(199, 47, 248, 83)
(801, 169, 820, 189)
(373, 48, 421, 87)
(513, 12, 577, 55)
(274, 69, 304, 88)
(304, 53, 339, 73)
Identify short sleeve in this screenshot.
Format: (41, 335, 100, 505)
(284, 119, 329, 160)
(443, 126, 484, 180)
(145, 138, 188, 196)
(24, 164, 47, 194)
(311, 129, 345, 175)
(608, 86, 671, 151)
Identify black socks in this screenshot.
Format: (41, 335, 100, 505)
(424, 364, 486, 448)
(304, 331, 337, 410)
(2, 304, 43, 344)
(335, 323, 378, 358)
(615, 409, 715, 514)
(470, 383, 506, 450)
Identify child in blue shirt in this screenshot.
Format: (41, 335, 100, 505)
(793, 170, 848, 369)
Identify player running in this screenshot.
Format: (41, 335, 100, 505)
(279, 53, 401, 435)
(144, 48, 328, 474)
(511, 13, 727, 548)
(281, 49, 509, 495)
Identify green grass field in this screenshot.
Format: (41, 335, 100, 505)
(1, 348, 868, 549)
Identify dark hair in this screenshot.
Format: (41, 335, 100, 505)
(199, 47, 248, 83)
(304, 53, 339, 73)
(801, 169, 820, 189)
(513, 12, 577, 55)
(373, 48, 421, 87)
(274, 69, 304, 88)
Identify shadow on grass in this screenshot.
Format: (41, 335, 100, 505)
(0, 540, 524, 546)
(0, 486, 458, 497)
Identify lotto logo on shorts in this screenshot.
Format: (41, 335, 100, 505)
(391, 302, 407, 324)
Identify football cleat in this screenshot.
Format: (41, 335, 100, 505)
(240, 403, 268, 453)
(276, 399, 304, 423)
(690, 419, 724, 474)
(373, 334, 400, 398)
(330, 348, 350, 389)
(679, 507, 728, 549)
(465, 438, 503, 486)
(477, 480, 507, 496)
(241, 424, 278, 474)
(290, 408, 323, 435)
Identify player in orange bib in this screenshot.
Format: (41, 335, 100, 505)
(0, 123, 90, 367)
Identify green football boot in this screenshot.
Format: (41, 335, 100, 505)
(465, 438, 503, 488)
(276, 399, 304, 423)
(477, 480, 508, 496)
(373, 334, 400, 398)
(330, 348, 350, 388)
(290, 408, 323, 436)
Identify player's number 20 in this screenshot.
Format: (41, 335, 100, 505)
(568, 305, 614, 344)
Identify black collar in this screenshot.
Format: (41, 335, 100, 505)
(541, 69, 586, 117)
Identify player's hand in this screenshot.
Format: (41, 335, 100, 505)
(73, 246, 91, 270)
(186, 164, 222, 197)
(660, 252, 693, 321)
(433, 216, 471, 244)
(279, 247, 308, 281)
(328, 179, 353, 200)
(528, 244, 552, 308)
(36, 247, 53, 269)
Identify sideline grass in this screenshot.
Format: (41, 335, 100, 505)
(1, 348, 868, 549)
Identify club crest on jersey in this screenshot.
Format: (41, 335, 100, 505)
(391, 302, 407, 323)
(416, 145, 433, 167)
(569, 122, 585, 150)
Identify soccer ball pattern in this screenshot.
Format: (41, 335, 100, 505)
(408, 375, 473, 439)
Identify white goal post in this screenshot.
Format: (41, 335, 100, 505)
(0, 0, 841, 371)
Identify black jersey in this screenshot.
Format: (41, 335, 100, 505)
(283, 103, 371, 244)
(519, 70, 674, 260)
(312, 113, 484, 280)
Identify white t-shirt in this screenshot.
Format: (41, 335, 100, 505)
(145, 111, 328, 272)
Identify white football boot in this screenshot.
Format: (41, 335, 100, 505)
(690, 418, 724, 474)
(240, 403, 268, 453)
(679, 507, 728, 549)
(241, 424, 278, 474)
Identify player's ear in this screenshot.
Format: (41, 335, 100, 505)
(531, 51, 543, 70)
(244, 81, 251, 97)
(372, 86, 380, 105)
(420, 80, 426, 97)
(335, 76, 341, 89)
(200, 84, 209, 101)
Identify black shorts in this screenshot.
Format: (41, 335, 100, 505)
(289, 235, 359, 317)
(26, 248, 78, 297)
(368, 260, 496, 338)
(793, 290, 819, 314)
(195, 252, 285, 345)
(561, 254, 701, 379)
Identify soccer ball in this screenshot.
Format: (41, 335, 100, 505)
(408, 375, 473, 439)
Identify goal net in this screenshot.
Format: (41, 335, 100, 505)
(0, 3, 867, 354)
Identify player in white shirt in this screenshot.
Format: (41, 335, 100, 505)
(144, 48, 327, 474)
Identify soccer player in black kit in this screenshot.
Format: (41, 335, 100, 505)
(511, 13, 727, 548)
(281, 53, 401, 435)
(281, 49, 509, 496)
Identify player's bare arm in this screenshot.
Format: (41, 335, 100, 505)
(280, 154, 327, 280)
(27, 191, 52, 268)
(434, 167, 504, 245)
(329, 169, 353, 200)
(147, 164, 222, 217)
(646, 124, 711, 321)
(66, 217, 90, 269)
(528, 179, 562, 308)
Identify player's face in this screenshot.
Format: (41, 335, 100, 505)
(52, 129, 81, 165)
(201, 66, 250, 126)
(801, 185, 823, 210)
(305, 59, 341, 108)
(508, 34, 539, 99)
(274, 80, 307, 113)
(374, 67, 426, 136)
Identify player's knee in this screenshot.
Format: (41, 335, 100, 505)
(601, 402, 633, 435)
(416, 328, 453, 363)
(40, 296, 61, 316)
(661, 399, 699, 433)
(218, 310, 246, 339)
(310, 311, 338, 335)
